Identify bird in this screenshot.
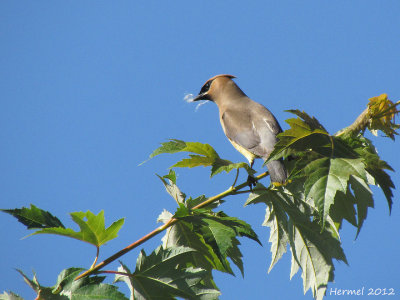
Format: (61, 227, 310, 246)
(192, 74, 287, 184)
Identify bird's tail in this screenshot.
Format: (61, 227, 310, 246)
(266, 159, 287, 184)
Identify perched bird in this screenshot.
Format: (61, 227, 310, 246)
(192, 74, 287, 184)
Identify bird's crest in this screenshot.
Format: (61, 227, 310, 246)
(205, 74, 236, 84)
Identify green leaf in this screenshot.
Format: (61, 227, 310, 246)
(147, 139, 254, 177)
(350, 176, 374, 238)
(186, 195, 224, 210)
(162, 168, 177, 184)
(121, 246, 220, 300)
(339, 135, 394, 212)
(157, 172, 186, 204)
(1, 204, 64, 229)
(52, 267, 127, 300)
(148, 139, 187, 158)
(159, 212, 222, 288)
(211, 159, 255, 177)
(149, 140, 218, 164)
(174, 203, 191, 218)
(173, 154, 215, 169)
(213, 212, 261, 246)
(286, 109, 328, 132)
(246, 193, 289, 272)
(0, 291, 24, 300)
(159, 210, 233, 276)
(162, 217, 221, 271)
(15, 269, 68, 300)
(179, 211, 261, 277)
(267, 112, 331, 162)
(303, 157, 366, 226)
(66, 283, 127, 300)
(328, 190, 357, 228)
(31, 210, 124, 247)
(114, 262, 135, 299)
(157, 171, 223, 209)
(246, 185, 347, 300)
(17, 267, 126, 299)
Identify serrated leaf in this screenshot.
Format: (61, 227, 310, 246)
(286, 110, 327, 131)
(174, 203, 191, 218)
(160, 217, 225, 286)
(304, 157, 366, 226)
(267, 114, 331, 162)
(163, 169, 177, 184)
(127, 246, 220, 300)
(159, 210, 234, 276)
(114, 263, 134, 300)
(147, 139, 253, 178)
(201, 218, 237, 257)
(16, 268, 121, 300)
(148, 139, 187, 158)
(157, 172, 186, 204)
(262, 202, 289, 272)
(31, 210, 124, 247)
(15, 269, 68, 300)
(1, 204, 64, 229)
(246, 185, 290, 272)
(15, 269, 40, 292)
(211, 159, 255, 177)
(246, 185, 347, 300)
(173, 154, 215, 169)
(150, 140, 218, 164)
(186, 195, 224, 210)
(339, 135, 394, 212)
(329, 190, 357, 228)
(213, 212, 261, 246)
(179, 211, 261, 277)
(350, 176, 374, 238)
(53, 267, 88, 293)
(0, 291, 24, 300)
(52, 267, 127, 300)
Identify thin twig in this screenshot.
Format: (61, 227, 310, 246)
(99, 270, 133, 277)
(74, 171, 269, 281)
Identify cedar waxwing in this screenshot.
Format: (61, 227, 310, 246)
(192, 74, 287, 184)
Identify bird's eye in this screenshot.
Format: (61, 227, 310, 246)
(199, 80, 213, 94)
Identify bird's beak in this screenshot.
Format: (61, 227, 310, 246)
(192, 92, 210, 102)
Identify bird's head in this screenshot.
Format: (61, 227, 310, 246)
(192, 74, 237, 103)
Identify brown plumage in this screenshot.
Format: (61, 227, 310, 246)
(193, 74, 287, 184)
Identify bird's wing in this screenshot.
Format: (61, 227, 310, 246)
(221, 109, 260, 150)
(222, 105, 282, 158)
(252, 107, 282, 157)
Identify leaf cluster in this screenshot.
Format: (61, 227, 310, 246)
(2, 97, 398, 300)
(157, 171, 261, 283)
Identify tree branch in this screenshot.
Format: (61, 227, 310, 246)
(335, 107, 369, 137)
(74, 171, 269, 281)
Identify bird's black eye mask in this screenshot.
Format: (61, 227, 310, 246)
(199, 79, 214, 95)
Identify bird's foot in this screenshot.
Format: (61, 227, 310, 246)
(247, 175, 258, 191)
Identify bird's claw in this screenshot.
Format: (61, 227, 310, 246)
(247, 175, 257, 191)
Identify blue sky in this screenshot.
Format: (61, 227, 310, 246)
(1, 1, 399, 299)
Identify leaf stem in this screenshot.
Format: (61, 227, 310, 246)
(90, 246, 100, 269)
(231, 169, 240, 187)
(74, 171, 270, 281)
